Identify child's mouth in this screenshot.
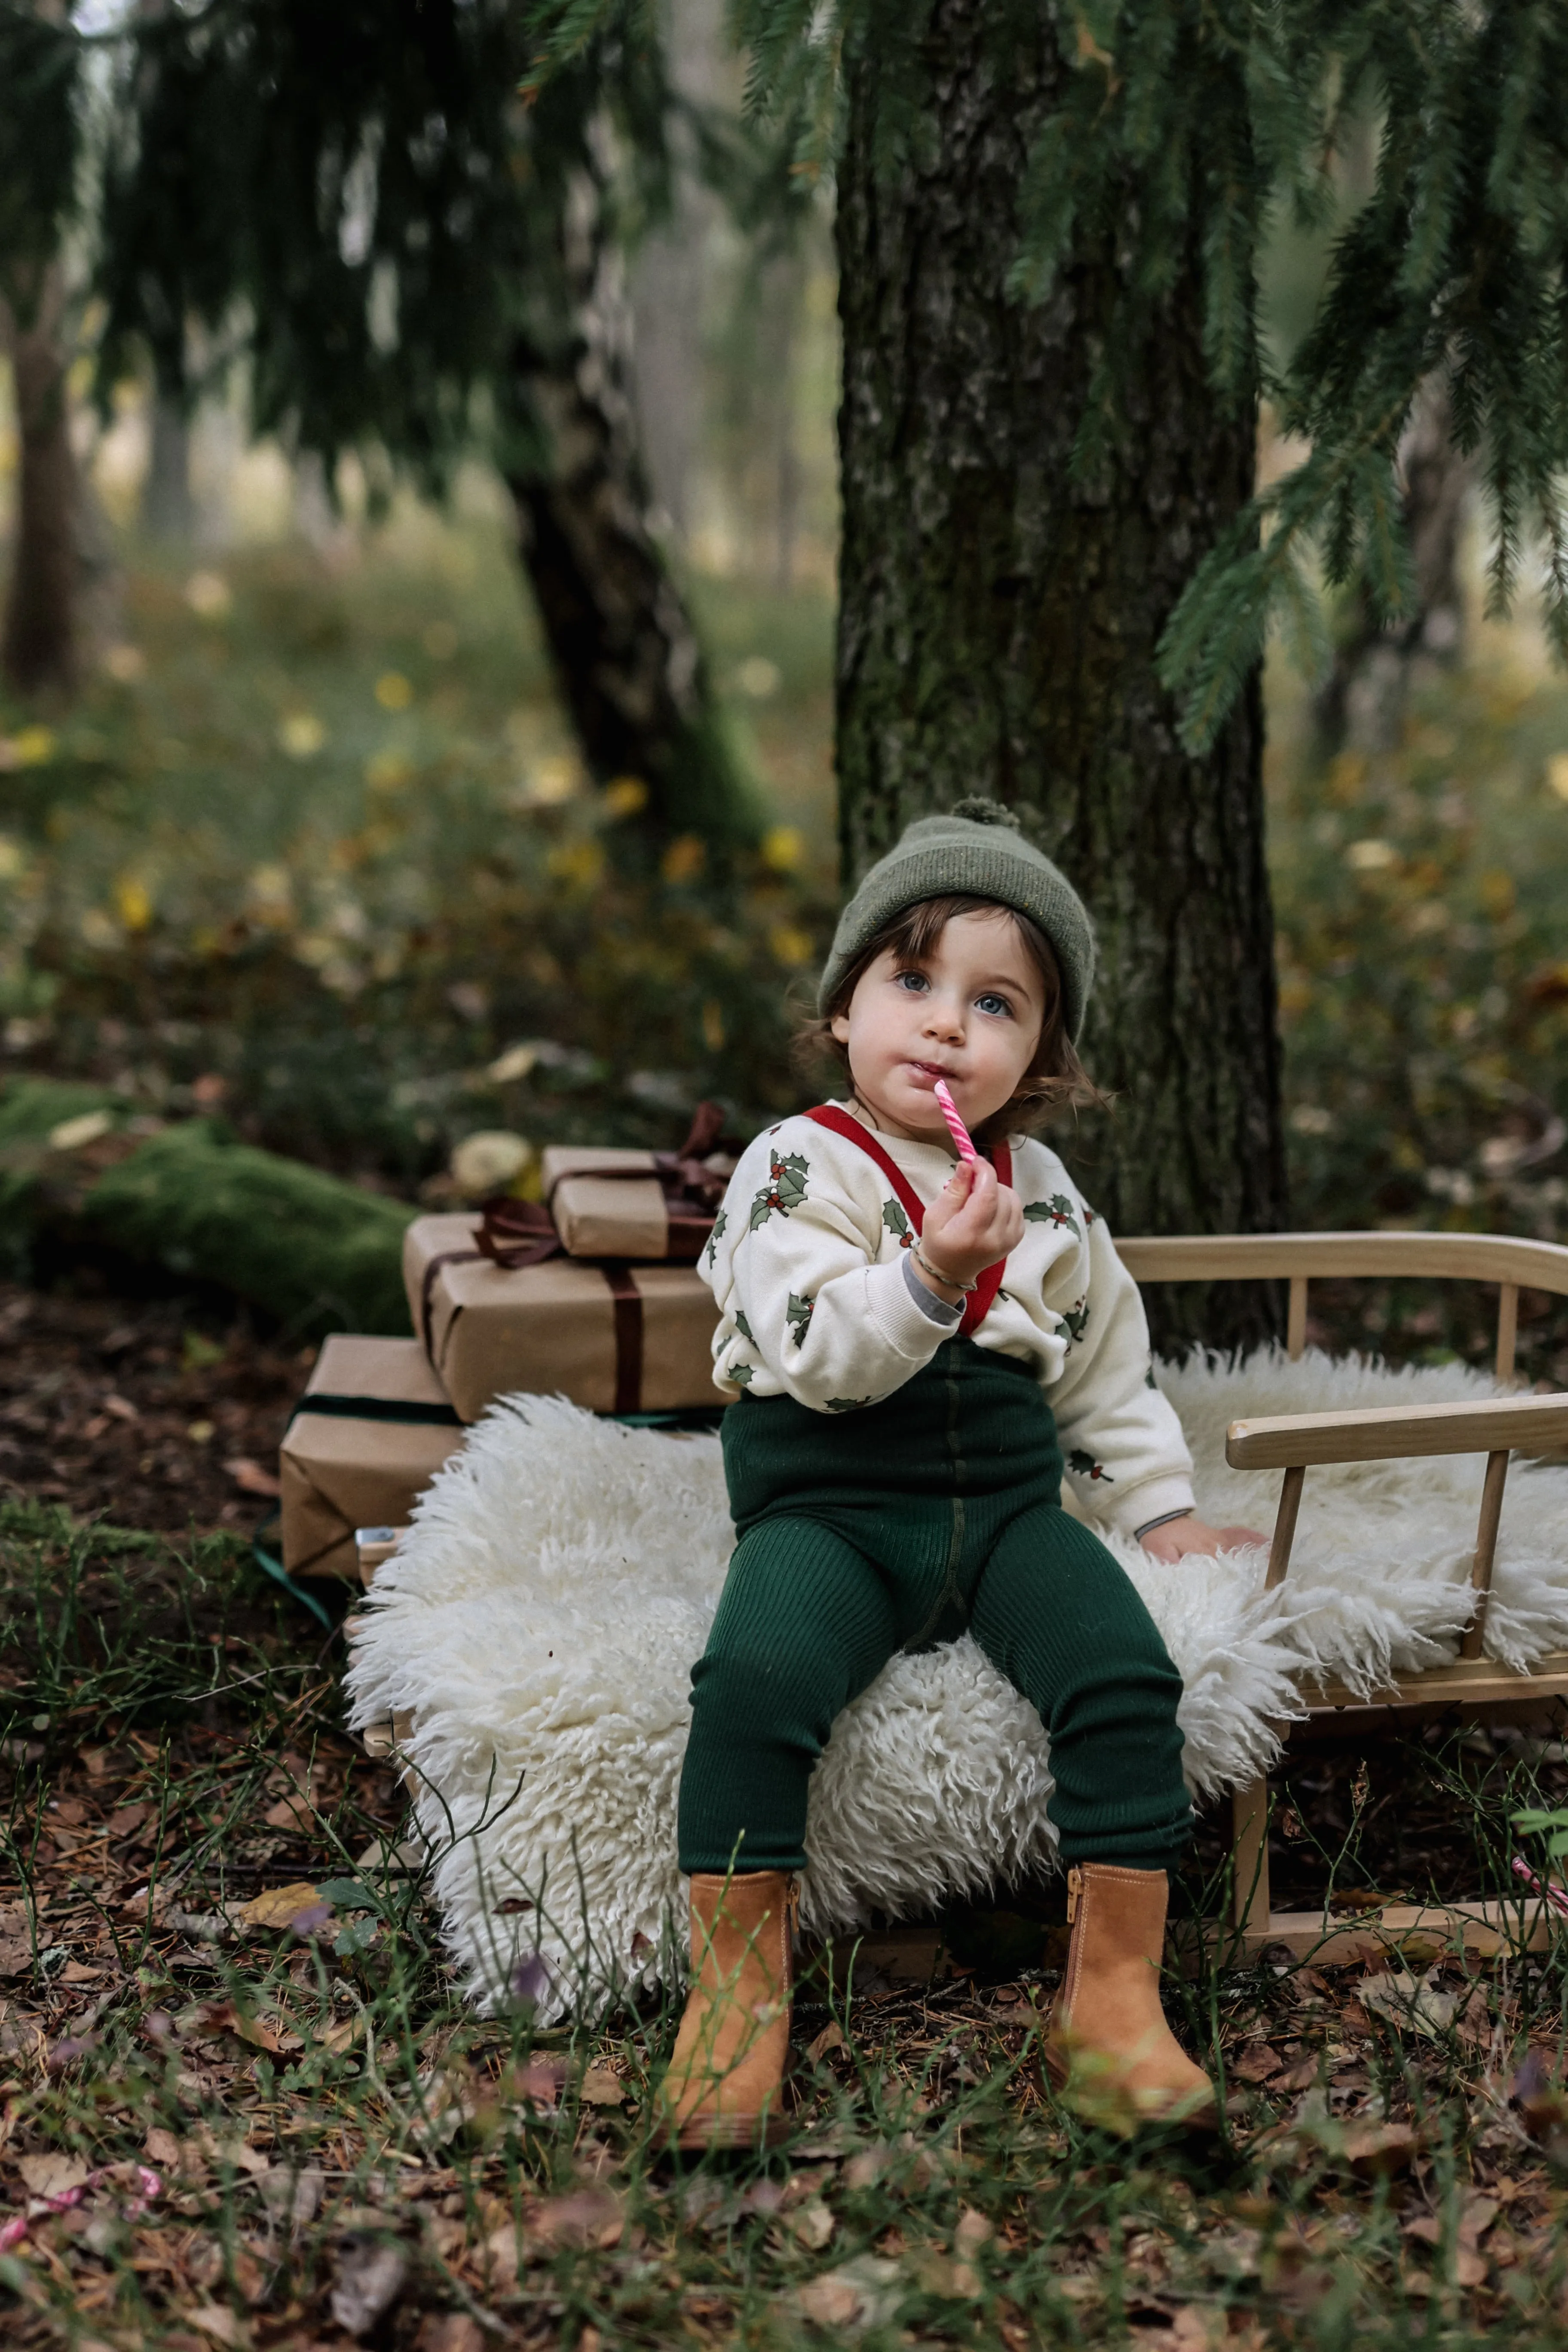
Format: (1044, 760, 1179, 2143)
(908, 1062, 957, 1088)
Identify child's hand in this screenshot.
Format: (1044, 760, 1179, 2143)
(1138, 1515, 1268, 1562)
(917, 1158, 1025, 1293)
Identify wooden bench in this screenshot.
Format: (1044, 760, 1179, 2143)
(1119, 1230, 1568, 1961)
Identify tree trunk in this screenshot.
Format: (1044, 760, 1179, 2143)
(1, 268, 80, 699)
(1316, 379, 1470, 755)
(502, 144, 756, 861)
(835, 10, 1285, 1353)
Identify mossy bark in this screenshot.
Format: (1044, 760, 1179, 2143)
(834, 12, 1285, 1352)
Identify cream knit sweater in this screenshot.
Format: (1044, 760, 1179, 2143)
(699, 1105, 1194, 1540)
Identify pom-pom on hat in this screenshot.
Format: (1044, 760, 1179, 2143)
(817, 797, 1096, 1041)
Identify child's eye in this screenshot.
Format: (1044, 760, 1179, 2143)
(975, 992, 1012, 1018)
(894, 969, 930, 993)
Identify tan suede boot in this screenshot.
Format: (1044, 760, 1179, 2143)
(1042, 1865, 1218, 2132)
(658, 1871, 796, 2151)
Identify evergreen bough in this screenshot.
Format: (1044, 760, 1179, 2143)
(536, 0, 1568, 747)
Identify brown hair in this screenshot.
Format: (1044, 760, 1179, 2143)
(795, 892, 1104, 1147)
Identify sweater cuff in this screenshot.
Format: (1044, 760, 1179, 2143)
(1096, 1473, 1196, 1539)
(902, 1249, 964, 1326)
(865, 1256, 953, 1360)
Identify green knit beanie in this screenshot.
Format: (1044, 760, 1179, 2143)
(818, 799, 1096, 1041)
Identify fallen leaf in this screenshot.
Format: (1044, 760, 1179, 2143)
(0, 2000, 46, 2071)
(224, 1457, 281, 1498)
(954, 2205, 993, 2255)
(1343, 2121, 1420, 2179)
(1273, 2055, 1322, 2093)
(18, 2151, 90, 2202)
(806, 2020, 848, 2064)
(239, 1883, 329, 1930)
(144, 2128, 184, 2169)
(186, 2303, 249, 2347)
(1359, 1971, 1457, 2039)
(416, 2318, 486, 2352)
(330, 2238, 408, 2337)
(530, 2188, 622, 2249)
(913, 2250, 982, 2299)
(0, 1936, 35, 1980)
(1229, 2044, 1282, 2085)
(787, 2198, 836, 2250)
(578, 2065, 626, 2107)
(793, 2255, 904, 2333)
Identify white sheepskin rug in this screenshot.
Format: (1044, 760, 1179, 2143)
(344, 1348, 1568, 2016)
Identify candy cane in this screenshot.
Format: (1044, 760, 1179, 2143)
(933, 1078, 977, 1164)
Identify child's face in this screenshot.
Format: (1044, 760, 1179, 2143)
(830, 908, 1046, 1145)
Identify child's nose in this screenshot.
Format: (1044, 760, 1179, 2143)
(923, 997, 965, 1040)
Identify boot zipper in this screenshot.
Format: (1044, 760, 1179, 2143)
(1066, 1866, 1083, 1926)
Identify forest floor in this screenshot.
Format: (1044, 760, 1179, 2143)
(2, 1278, 1568, 2351)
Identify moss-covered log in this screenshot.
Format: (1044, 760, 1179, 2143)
(834, 9, 1285, 1353)
(0, 1081, 412, 1336)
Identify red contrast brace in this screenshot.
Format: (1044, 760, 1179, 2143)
(804, 1105, 1011, 1338)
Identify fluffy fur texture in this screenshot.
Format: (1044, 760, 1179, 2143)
(344, 1349, 1568, 2017)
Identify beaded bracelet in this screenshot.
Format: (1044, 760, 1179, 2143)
(911, 1243, 977, 1295)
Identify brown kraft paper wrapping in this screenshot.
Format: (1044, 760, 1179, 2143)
(280, 1333, 466, 1578)
(402, 1213, 724, 1422)
(550, 1175, 670, 1260)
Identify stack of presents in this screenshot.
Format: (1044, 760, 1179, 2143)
(279, 1109, 736, 1583)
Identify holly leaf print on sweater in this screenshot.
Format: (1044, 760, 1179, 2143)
(726, 1360, 755, 1387)
(1062, 1298, 1090, 1344)
(881, 1198, 913, 1249)
(785, 1292, 814, 1345)
(1023, 1192, 1081, 1240)
(1066, 1448, 1114, 1482)
(749, 1150, 809, 1230)
(824, 1395, 870, 1412)
(733, 1310, 755, 1343)
(704, 1206, 727, 1269)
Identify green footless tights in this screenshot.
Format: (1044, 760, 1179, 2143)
(677, 1337, 1191, 1878)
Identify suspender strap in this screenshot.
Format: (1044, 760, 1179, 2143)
(803, 1106, 1012, 1338)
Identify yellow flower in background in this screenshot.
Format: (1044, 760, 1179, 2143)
(735, 655, 782, 700)
(525, 754, 581, 806)
(184, 570, 232, 619)
(662, 834, 705, 884)
(761, 825, 804, 872)
(603, 776, 649, 818)
(1547, 753, 1568, 803)
(701, 999, 726, 1052)
(11, 726, 55, 768)
(769, 924, 814, 968)
(365, 748, 414, 792)
(1346, 838, 1397, 872)
(0, 837, 26, 881)
(248, 863, 294, 923)
(114, 875, 154, 932)
(278, 712, 326, 759)
(375, 671, 414, 711)
(547, 839, 605, 889)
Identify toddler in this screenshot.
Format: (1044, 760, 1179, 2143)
(661, 801, 1260, 2147)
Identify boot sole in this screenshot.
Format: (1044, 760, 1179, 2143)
(675, 2109, 793, 2153)
(1041, 2039, 1220, 2133)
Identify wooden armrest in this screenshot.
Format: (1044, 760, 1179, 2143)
(1120, 1230, 1568, 1295)
(1227, 1392, 1568, 1471)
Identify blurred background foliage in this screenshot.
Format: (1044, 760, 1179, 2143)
(0, 0, 1566, 1379)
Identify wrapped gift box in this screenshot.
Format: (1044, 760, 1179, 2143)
(280, 1333, 466, 1577)
(536, 1110, 736, 1262)
(403, 1212, 724, 1422)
